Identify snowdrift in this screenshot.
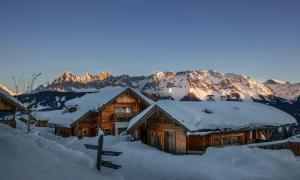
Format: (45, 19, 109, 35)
(111, 141, 300, 180)
(0, 124, 121, 180)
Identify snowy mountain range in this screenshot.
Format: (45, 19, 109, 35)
(35, 70, 300, 101)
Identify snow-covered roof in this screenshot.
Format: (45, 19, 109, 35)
(0, 87, 24, 110)
(128, 104, 156, 130)
(32, 110, 64, 121)
(48, 87, 153, 127)
(288, 135, 300, 143)
(128, 100, 297, 132)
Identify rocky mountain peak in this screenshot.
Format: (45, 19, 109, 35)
(53, 71, 112, 84)
(53, 71, 77, 84)
(36, 69, 300, 101)
(97, 71, 112, 80)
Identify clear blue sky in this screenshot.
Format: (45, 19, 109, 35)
(1, 0, 300, 90)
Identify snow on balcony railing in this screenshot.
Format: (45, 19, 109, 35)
(0, 112, 15, 121)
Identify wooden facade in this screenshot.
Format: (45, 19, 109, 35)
(0, 95, 22, 128)
(288, 142, 300, 156)
(133, 110, 187, 154)
(55, 90, 149, 137)
(35, 120, 49, 127)
(187, 130, 264, 152)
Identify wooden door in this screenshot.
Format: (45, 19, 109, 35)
(164, 131, 175, 153)
(140, 126, 147, 144)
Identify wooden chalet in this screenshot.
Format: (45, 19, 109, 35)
(48, 87, 153, 137)
(0, 87, 24, 128)
(127, 100, 298, 154)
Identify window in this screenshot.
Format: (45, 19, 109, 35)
(82, 129, 88, 136)
(0, 112, 14, 121)
(115, 107, 131, 114)
(67, 106, 77, 113)
(212, 137, 221, 146)
(223, 137, 231, 145)
(231, 136, 241, 145)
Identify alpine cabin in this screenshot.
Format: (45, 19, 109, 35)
(127, 100, 298, 154)
(0, 87, 24, 128)
(48, 87, 153, 137)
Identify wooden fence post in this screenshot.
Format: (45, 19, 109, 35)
(96, 135, 104, 171)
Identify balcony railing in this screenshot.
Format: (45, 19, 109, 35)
(113, 112, 136, 121)
(0, 112, 15, 121)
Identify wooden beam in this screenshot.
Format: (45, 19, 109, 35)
(96, 135, 103, 171)
(186, 135, 189, 153)
(260, 130, 267, 140)
(267, 128, 274, 139)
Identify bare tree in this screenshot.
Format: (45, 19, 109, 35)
(12, 73, 42, 133)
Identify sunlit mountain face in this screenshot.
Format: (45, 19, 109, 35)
(35, 70, 300, 101)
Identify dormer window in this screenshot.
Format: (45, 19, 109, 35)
(67, 105, 78, 113)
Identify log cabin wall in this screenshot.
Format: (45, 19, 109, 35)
(0, 97, 17, 128)
(0, 120, 16, 128)
(72, 118, 98, 137)
(136, 111, 187, 154)
(35, 120, 49, 127)
(150, 124, 186, 154)
(188, 130, 264, 151)
(288, 142, 300, 156)
(55, 127, 72, 137)
(0, 97, 16, 111)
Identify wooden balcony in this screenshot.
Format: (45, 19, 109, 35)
(0, 112, 15, 121)
(112, 112, 136, 121)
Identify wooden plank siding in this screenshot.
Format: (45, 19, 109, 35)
(151, 124, 186, 154)
(0, 96, 17, 128)
(35, 120, 49, 127)
(288, 142, 300, 156)
(0, 97, 16, 111)
(133, 109, 188, 154)
(187, 130, 267, 152)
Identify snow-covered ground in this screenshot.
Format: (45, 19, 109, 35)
(1, 122, 300, 180)
(0, 124, 121, 180)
